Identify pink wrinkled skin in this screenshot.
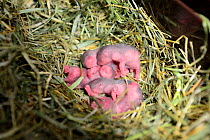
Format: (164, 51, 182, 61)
(84, 78, 128, 101)
(113, 82, 142, 114)
(64, 65, 98, 88)
(81, 48, 99, 68)
(89, 79, 142, 118)
(105, 62, 123, 79)
(97, 44, 140, 80)
(65, 43, 142, 118)
(81, 47, 130, 79)
(87, 65, 115, 79)
(64, 65, 116, 88)
(91, 96, 114, 111)
(63, 66, 81, 85)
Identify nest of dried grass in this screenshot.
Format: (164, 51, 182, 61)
(0, 0, 209, 139)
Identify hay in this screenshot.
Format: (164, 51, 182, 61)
(0, 0, 209, 139)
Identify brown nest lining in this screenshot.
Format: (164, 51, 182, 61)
(0, 0, 209, 139)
